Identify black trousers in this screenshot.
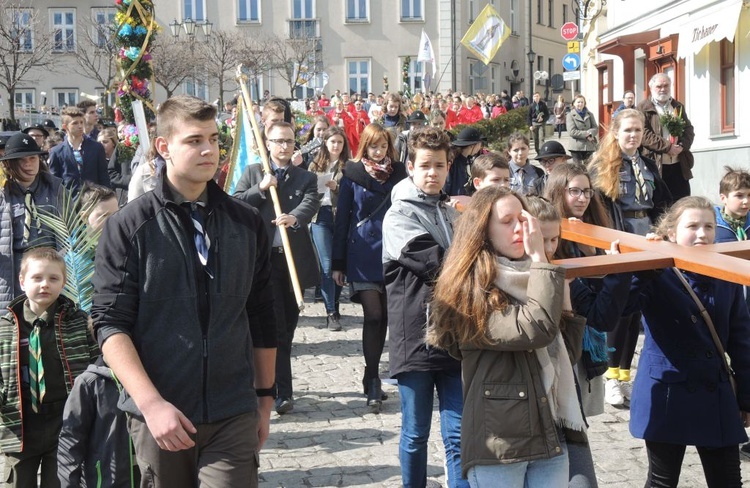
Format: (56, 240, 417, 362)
(661, 164, 691, 201)
(644, 440, 741, 488)
(271, 251, 301, 400)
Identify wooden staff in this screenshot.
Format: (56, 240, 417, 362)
(236, 65, 305, 311)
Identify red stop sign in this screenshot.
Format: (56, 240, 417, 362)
(561, 22, 579, 41)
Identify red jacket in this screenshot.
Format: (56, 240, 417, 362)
(458, 105, 484, 125)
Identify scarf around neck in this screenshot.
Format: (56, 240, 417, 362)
(493, 256, 586, 432)
(722, 209, 748, 241)
(361, 156, 394, 183)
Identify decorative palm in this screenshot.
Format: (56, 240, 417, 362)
(36, 189, 100, 313)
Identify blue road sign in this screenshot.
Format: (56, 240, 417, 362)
(562, 53, 581, 71)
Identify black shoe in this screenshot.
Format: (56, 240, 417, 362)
(363, 374, 388, 400)
(327, 313, 342, 331)
(366, 378, 383, 412)
(275, 397, 293, 415)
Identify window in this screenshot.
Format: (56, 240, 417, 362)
(95, 88, 116, 110)
(510, 0, 519, 35)
(238, 0, 260, 22)
(293, 0, 314, 19)
(346, 0, 367, 22)
(347, 59, 370, 97)
(185, 76, 209, 100)
(14, 90, 34, 113)
(537, 55, 543, 75)
(290, 0, 317, 37)
(562, 4, 568, 25)
(403, 57, 423, 94)
(401, 0, 423, 21)
(54, 89, 77, 108)
(468, 61, 487, 93)
(10, 9, 33, 52)
(548, 58, 554, 78)
(469, 0, 475, 23)
(51, 9, 75, 52)
(548, 0, 554, 27)
(183, 0, 205, 21)
(720, 39, 735, 132)
(537, 0, 543, 24)
(92, 8, 116, 49)
(490, 64, 499, 94)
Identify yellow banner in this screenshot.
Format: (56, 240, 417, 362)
(460, 4, 511, 65)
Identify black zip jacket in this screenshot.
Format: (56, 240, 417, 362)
(91, 173, 276, 424)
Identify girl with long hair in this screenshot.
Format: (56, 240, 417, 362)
(332, 123, 407, 410)
(309, 127, 350, 330)
(428, 186, 585, 487)
(566, 95, 598, 164)
(301, 115, 330, 168)
(378, 92, 407, 135)
(627, 196, 750, 488)
(588, 108, 672, 408)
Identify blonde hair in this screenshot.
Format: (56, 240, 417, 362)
(653, 196, 714, 240)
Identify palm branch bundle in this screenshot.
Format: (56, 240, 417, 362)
(36, 189, 100, 313)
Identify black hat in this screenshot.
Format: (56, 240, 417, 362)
(407, 110, 427, 123)
(534, 140, 571, 161)
(0, 133, 48, 161)
(22, 124, 50, 137)
(0, 133, 12, 150)
(452, 127, 486, 147)
(41, 119, 57, 130)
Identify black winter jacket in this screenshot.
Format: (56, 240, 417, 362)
(91, 173, 277, 425)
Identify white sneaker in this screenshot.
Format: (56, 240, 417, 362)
(605, 378, 625, 406)
(619, 381, 633, 402)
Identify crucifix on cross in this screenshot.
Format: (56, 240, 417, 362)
(554, 219, 750, 286)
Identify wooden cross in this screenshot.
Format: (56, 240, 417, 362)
(554, 220, 750, 286)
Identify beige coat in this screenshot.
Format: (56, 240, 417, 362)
(566, 110, 598, 152)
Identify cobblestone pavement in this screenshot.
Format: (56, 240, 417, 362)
(260, 295, 750, 487)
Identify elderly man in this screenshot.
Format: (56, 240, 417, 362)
(637, 73, 695, 200)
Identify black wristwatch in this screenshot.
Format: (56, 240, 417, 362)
(256, 383, 277, 399)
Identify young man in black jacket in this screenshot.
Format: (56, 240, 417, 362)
(91, 95, 277, 487)
(528, 92, 550, 153)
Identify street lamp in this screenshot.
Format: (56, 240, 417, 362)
(527, 49, 536, 97)
(169, 17, 213, 41)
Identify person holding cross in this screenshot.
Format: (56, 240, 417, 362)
(588, 108, 672, 408)
(627, 196, 750, 488)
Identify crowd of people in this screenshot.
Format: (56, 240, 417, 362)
(0, 68, 744, 488)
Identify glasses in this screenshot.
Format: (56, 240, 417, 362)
(268, 139, 295, 148)
(567, 187, 595, 199)
(539, 157, 561, 167)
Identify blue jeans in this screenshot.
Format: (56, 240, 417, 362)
(310, 206, 341, 314)
(397, 369, 468, 488)
(467, 439, 569, 488)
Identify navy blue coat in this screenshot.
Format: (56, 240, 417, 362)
(48, 136, 110, 194)
(332, 161, 407, 283)
(627, 270, 750, 447)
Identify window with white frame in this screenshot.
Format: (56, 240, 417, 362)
(185, 76, 209, 100)
(510, 0, 519, 35)
(92, 8, 116, 49)
(14, 90, 34, 113)
(238, 0, 260, 23)
(401, 0, 423, 21)
(95, 88, 116, 110)
(10, 9, 33, 52)
(51, 9, 76, 52)
(468, 61, 487, 93)
(403, 57, 423, 94)
(54, 89, 77, 108)
(491, 64, 498, 94)
(346, 0, 368, 22)
(183, 0, 205, 21)
(348, 59, 370, 97)
(293, 0, 314, 19)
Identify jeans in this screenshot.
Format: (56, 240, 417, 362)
(310, 206, 341, 314)
(644, 440, 741, 488)
(397, 369, 468, 488)
(467, 439, 569, 488)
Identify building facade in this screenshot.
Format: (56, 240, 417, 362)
(581, 0, 749, 200)
(4, 0, 570, 123)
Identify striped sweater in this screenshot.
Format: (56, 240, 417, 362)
(0, 294, 99, 453)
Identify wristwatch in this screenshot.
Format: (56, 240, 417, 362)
(256, 383, 278, 399)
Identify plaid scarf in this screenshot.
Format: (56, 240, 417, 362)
(361, 156, 394, 183)
(722, 209, 747, 241)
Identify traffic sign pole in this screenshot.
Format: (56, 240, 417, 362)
(560, 21, 581, 98)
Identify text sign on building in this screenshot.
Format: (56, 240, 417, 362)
(561, 22, 579, 41)
(562, 53, 581, 71)
(567, 41, 580, 53)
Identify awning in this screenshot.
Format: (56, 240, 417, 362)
(676, 0, 743, 59)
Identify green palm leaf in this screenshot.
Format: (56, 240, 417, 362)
(36, 189, 100, 313)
